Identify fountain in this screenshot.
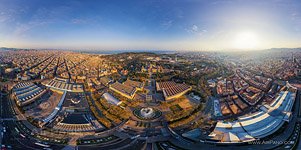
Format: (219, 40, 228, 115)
(140, 107, 155, 119)
(133, 107, 162, 120)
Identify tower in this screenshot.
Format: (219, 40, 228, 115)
(292, 53, 296, 63)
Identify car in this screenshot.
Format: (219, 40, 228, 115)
(284, 145, 291, 149)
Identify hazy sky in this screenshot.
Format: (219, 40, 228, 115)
(0, 0, 301, 51)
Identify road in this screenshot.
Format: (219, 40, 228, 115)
(0, 92, 65, 150)
(77, 138, 144, 150)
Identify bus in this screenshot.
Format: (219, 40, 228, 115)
(19, 133, 26, 138)
(14, 127, 19, 133)
(34, 142, 50, 148)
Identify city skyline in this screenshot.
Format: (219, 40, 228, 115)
(1, 1, 301, 149)
(0, 0, 301, 51)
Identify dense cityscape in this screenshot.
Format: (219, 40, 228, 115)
(0, 48, 301, 149)
(1, 0, 301, 149)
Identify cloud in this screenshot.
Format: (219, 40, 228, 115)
(191, 25, 198, 32)
(186, 24, 207, 36)
(12, 6, 72, 36)
(0, 8, 18, 23)
(0, 13, 10, 23)
(161, 19, 174, 30)
(13, 9, 53, 36)
(211, 0, 234, 5)
(14, 21, 49, 37)
(176, 10, 184, 19)
(290, 11, 301, 32)
(291, 12, 298, 20)
(71, 18, 88, 24)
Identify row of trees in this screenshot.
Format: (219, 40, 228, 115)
(168, 102, 204, 128)
(91, 91, 131, 125)
(165, 107, 195, 122)
(86, 96, 112, 128)
(100, 98, 131, 120)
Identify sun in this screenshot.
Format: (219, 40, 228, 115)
(232, 31, 260, 50)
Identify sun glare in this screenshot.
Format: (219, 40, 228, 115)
(233, 31, 260, 50)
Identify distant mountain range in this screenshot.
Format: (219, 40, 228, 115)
(0, 47, 19, 51)
(270, 48, 301, 51)
(77, 49, 176, 55)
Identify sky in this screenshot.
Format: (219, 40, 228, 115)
(0, 0, 301, 51)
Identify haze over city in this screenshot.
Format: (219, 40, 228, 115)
(0, 0, 301, 51)
(2, 1, 301, 150)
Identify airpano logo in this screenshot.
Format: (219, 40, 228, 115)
(248, 140, 294, 145)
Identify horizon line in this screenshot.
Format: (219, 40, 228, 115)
(1, 46, 301, 53)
